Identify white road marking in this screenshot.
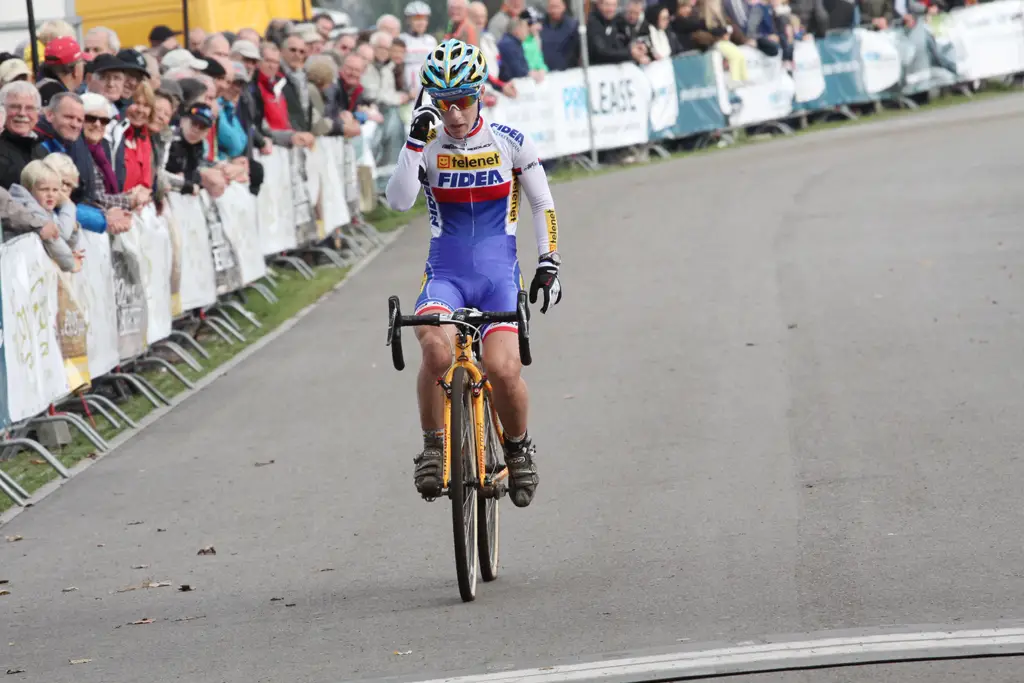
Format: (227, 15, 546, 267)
(407, 627, 1024, 683)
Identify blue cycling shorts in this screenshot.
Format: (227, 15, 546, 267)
(414, 234, 524, 339)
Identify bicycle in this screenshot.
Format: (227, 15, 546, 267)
(386, 290, 532, 602)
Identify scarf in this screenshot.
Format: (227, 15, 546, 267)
(87, 140, 119, 194)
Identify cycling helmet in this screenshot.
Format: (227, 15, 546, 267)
(420, 39, 488, 96)
(404, 1, 432, 16)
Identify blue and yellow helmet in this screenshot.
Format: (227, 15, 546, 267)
(420, 38, 488, 97)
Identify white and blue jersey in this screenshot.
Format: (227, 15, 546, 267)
(385, 115, 559, 338)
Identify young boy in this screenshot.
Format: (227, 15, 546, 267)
(8, 159, 83, 272)
(44, 152, 106, 234)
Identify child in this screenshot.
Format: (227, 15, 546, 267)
(44, 152, 107, 234)
(8, 159, 83, 273)
(165, 103, 215, 196)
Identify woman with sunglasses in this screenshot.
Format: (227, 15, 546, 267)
(386, 38, 563, 510)
(79, 93, 134, 233)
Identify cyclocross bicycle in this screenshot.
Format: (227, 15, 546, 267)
(386, 291, 532, 602)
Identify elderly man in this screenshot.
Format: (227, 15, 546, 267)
(189, 27, 207, 52)
(446, 0, 479, 45)
(83, 26, 119, 57)
(202, 33, 231, 61)
(376, 14, 402, 38)
(250, 42, 315, 149)
(0, 103, 58, 241)
(86, 54, 129, 104)
(35, 92, 96, 201)
(488, 0, 526, 39)
(237, 28, 262, 46)
(280, 33, 313, 132)
(0, 82, 47, 189)
(231, 39, 261, 80)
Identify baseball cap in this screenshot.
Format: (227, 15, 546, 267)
(149, 25, 181, 44)
(0, 58, 31, 84)
(87, 53, 130, 75)
(161, 48, 208, 71)
(116, 48, 149, 76)
(185, 102, 215, 128)
(230, 39, 260, 61)
(229, 61, 249, 82)
(44, 36, 84, 66)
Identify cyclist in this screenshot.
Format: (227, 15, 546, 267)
(385, 38, 562, 509)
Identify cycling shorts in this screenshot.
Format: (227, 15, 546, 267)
(414, 234, 524, 339)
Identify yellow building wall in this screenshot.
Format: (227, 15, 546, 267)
(77, 0, 313, 49)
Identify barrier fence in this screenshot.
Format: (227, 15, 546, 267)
(0, 137, 384, 507)
(485, 1, 1024, 156)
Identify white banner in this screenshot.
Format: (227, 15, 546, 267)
(216, 183, 267, 285)
(645, 59, 679, 135)
(729, 47, 797, 126)
(257, 147, 298, 255)
(856, 28, 903, 95)
(1, 236, 69, 422)
(133, 206, 173, 344)
(72, 230, 119, 379)
(166, 192, 217, 312)
(793, 39, 827, 104)
(304, 145, 325, 216)
(321, 139, 352, 230)
(945, 0, 1024, 80)
(488, 76, 564, 158)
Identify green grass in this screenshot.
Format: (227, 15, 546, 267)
(0, 263, 352, 515)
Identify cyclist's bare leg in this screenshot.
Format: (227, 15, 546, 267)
(412, 324, 457, 497)
(482, 329, 537, 507)
(481, 330, 527, 436)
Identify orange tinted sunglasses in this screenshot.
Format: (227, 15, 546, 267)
(433, 92, 480, 112)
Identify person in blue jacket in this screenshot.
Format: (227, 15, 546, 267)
(541, 0, 581, 70)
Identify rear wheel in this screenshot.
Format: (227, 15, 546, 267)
(448, 367, 479, 602)
(478, 393, 502, 582)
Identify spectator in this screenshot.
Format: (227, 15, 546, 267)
(400, 1, 438, 97)
(37, 21, 77, 46)
(499, 14, 547, 82)
(79, 92, 136, 225)
(377, 14, 402, 39)
(83, 27, 120, 58)
(108, 82, 156, 209)
(251, 42, 314, 149)
(619, 0, 652, 46)
(305, 55, 345, 137)
(362, 31, 407, 165)
(0, 183, 60, 242)
(162, 48, 208, 75)
(115, 49, 151, 111)
(36, 37, 86, 107)
(447, 0, 481, 46)
(588, 0, 648, 64)
(148, 25, 182, 50)
(521, 10, 549, 75)
(0, 59, 31, 88)
(695, 0, 751, 82)
(44, 151, 105, 233)
(86, 54, 128, 105)
(230, 40, 261, 80)
(8, 159, 81, 271)
(645, 3, 684, 58)
(36, 92, 96, 203)
(189, 28, 208, 53)
(745, 0, 792, 58)
(202, 33, 232, 61)
(216, 62, 252, 160)
(143, 53, 162, 90)
(165, 102, 213, 195)
(314, 13, 336, 41)
(0, 81, 46, 190)
(299, 24, 327, 55)
(334, 33, 357, 56)
(541, 0, 580, 71)
(391, 38, 408, 93)
(237, 28, 262, 46)
(673, 0, 717, 50)
(280, 33, 313, 132)
(489, 0, 527, 39)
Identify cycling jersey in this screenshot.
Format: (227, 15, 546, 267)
(385, 115, 559, 338)
(399, 32, 438, 96)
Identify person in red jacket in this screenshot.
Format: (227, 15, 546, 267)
(252, 42, 314, 149)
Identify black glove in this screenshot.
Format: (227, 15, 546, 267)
(529, 259, 562, 314)
(409, 104, 441, 144)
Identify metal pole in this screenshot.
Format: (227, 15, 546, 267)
(182, 0, 190, 46)
(301, 0, 308, 22)
(25, 0, 39, 77)
(573, 0, 598, 167)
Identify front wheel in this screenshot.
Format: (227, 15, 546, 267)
(478, 393, 502, 582)
(449, 367, 479, 602)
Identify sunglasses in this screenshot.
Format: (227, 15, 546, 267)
(84, 114, 112, 125)
(432, 92, 480, 112)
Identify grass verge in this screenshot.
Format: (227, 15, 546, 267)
(0, 264, 352, 515)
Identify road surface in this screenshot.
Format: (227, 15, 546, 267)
(3, 95, 1024, 683)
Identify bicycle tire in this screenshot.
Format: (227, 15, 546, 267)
(449, 366, 479, 602)
(478, 393, 501, 582)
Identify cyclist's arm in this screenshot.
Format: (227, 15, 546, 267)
(515, 138, 559, 256)
(385, 138, 427, 211)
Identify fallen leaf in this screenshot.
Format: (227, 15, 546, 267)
(394, 650, 412, 656)
(62, 587, 78, 593)
(131, 564, 149, 570)
(130, 618, 154, 626)
(270, 597, 283, 602)
(0, 591, 10, 597)
(173, 615, 205, 622)
(319, 568, 334, 572)
(788, 323, 798, 330)
(197, 546, 216, 556)
(254, 460, 275, 467)
(127, 521, 143, 526)
(0, 580, 8, 585)
(178, 585, 193, 592)
(115, 585, 138, 593)
(563, 394, 575, 400)
(30, 459, 45, 465)
(5, 535, 23, 542)
(144, 581, 171, 589)
(69, 659, 92, 665)
(157, 529, 167, 533)
(86, 453, 98, 460)
(285, 603, 296, 607)
(6, 668, 25, 674)
(96, 544, 105, 548)
(745, 342, 756, 347)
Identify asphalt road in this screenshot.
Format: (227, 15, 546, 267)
(3, 95, 1024, 683)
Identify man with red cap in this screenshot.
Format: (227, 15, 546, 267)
(36, 36, 87, 106)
